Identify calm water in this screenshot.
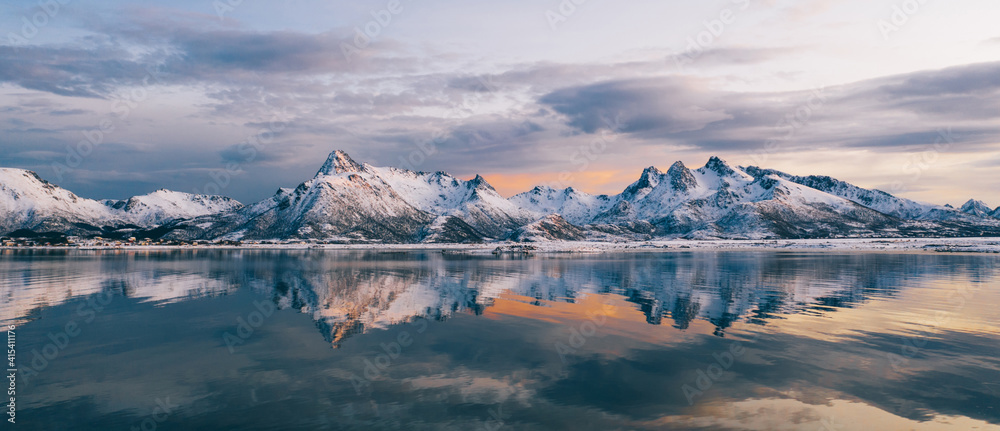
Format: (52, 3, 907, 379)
(2, 249, 999, 430)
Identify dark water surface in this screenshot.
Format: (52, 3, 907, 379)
(2, 249, 999, 430)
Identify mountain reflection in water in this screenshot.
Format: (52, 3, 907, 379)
(3, 249, 999, 430)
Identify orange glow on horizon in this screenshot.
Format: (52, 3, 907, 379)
(476, 170, 633, 198)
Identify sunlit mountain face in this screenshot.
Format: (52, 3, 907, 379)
(5, 249, 1000, 430)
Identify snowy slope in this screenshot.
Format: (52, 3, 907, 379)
(741, 166, 982, 223)
(419, 216, 484, 243)
(0, 168, 123, 235)
(0, 168, 243, 237)
(369, 166, 532, 238)
(104, 189, 244, 226)
(187, 151, 435, 242)
(508, 214, 586, 242)
(509, 186, 613, 225)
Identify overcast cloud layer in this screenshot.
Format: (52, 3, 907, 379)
(1, 0, 998, 205)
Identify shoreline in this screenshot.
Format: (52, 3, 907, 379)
(3, 237, 1000, 254)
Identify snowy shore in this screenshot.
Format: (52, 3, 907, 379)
(6, 237, 1000, 254)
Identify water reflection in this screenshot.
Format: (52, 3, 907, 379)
(4, 250, 1000, 430)
(6, 250, 995, 339)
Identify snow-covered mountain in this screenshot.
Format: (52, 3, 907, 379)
(166, 151, 436, 242)
(4, 151, 1000, 242)
(958, 199, 998, 219)
(0, 168, 121, 235)
(510, 186, 614, 225)
(517, 157, 934, 239)
(163, 151, 525, 242)
(367, 165, 531, 238)
(742, 166, 988, 223)
(0, 168, 241, 237)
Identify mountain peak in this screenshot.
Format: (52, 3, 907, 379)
(0, 168, 59, 193)
(704, 156, 736, 176)
(623, 166, 663, 197)
(1, 168, 46, 184)
(467, 174, 497, 193)
(960, 199, 993, 217)
(316, 150, 364, 177)
(641, 166, 664, 177)
(666, 160, 697, 191)
(962, 198, 988, 208)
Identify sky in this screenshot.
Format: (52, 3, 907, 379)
(1, 0, 999, 206)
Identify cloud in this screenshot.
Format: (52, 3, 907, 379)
(538, 61, 1000, 154)
(0, 14, 417, 100)
(0, 44, 153, 98)
(874, 61, 1000, 98)
(541, 78, 733, 135)
(49, 109, 89, 116)
(675, 47, 799, 68)
(163, 29, 400, 81)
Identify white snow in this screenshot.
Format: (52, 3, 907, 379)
(0, 168, 123, 231)
(740, 165, 997, 224)
(0, 168, 242, 233)
(369, 165, 531, 230)
(106, 189, 244, 226)
(508, 186, 613, 225)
